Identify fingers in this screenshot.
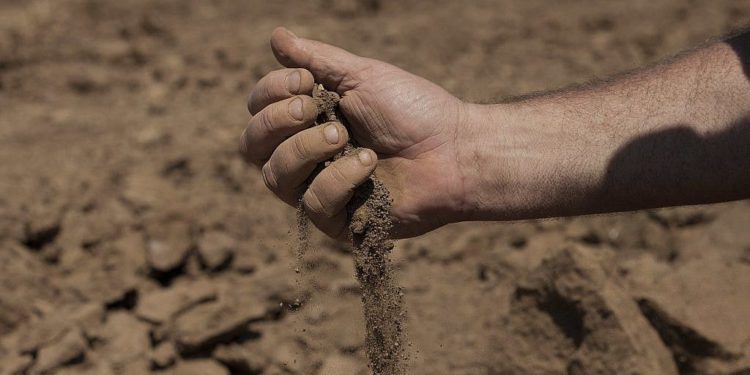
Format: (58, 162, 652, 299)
(248, 68, 315, 115)
(262, 122, 349, 204)
(239, 95, 318, 164)
(270, 27, 371, 93)
(303, 149, 377, 238)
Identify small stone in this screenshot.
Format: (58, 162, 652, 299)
(147, 240, 187, 273)
(271, 341, 306, 374)
(317, 354, 365, 375)
(197, 231, 235, 271)
(30, 328, 87, 375)
(136, 280, 216, 324)
(94, 312, 150, 369)
(120, 172, 174, 211)
(172, 300, 267, 354)
(16, 303, 104, 354)
(61, 267, 137, 306)
(111, 230, 148, 270)
(16, 321, 69, 354)
(56, 199, 132, 251)
(151, 342, 177, 369)
(563, 219, 594, 241)
(245, 265, 306, 306)
(145, 219, 192, 273)
(213, 344, 268, 374)
(146, 83, 170, 114)
(151, 324, 171, 344)
(133, 125, 171, 147)
(329, 313, 366, 352)
(0, 352, 33, 375)
(231, 243, 270, 274)
(69, 303, 105, 340)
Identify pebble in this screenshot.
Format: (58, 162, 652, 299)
(172, 300, 267, 354)
(197, 231, 235, 271)
(29, 329, 86, 375)
(136, 280, 216, 324)
(317, 353, 365, 375)
(145, 219, 192, 273)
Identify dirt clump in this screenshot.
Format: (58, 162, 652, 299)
(497, 247, 678, 375)
(294, 84, 407, 374)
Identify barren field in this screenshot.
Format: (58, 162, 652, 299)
(1, 1, 750, 374)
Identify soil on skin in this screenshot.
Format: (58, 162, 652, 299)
(1, 1, 750, 374)
(302, 85, 407, 375)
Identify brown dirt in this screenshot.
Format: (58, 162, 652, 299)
(1, 1, 750, 374)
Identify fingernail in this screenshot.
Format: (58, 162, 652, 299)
(323, 124, 339, 144)
(283, 28, 298, 39)
(289, 97, 303, 120)
(358, 149, 373, 166)
(286, 70, 301, 93)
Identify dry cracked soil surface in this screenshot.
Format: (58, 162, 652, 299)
(1, 0, 750, 374)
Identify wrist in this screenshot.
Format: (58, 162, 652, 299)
(452, 102, 515, 222)
(453, 100, 598, 222)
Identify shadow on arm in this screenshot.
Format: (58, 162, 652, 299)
(593, 31, 750, 211)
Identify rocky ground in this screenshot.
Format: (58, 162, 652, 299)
(0, 0, 749, 374)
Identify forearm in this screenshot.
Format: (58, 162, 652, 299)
(458, 32, 750, 221)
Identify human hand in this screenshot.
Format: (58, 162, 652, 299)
(240, 27, 474, 239)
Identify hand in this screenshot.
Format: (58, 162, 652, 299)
(240, 27, 473, 239)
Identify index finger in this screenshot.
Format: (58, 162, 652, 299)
(248, 68, 315, 115)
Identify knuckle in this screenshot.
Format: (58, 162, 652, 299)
(238, 129, 249, 157)
(248, 81, 269, 114)
(303, 188, 332, 218)
(246, 92, 254, 113)
(239, 126, 261, 163)
(255, 109, 275, 134)
(290, 135, 309, 161)
(327, 163, 357, 191)
(261, 79, 275, 102)
(261, 163, 278, 191)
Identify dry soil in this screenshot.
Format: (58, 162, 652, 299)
(1, 1, 750, 374)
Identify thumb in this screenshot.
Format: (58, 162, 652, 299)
(270, 27, 368, 94)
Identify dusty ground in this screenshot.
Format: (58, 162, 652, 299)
(1, 0, 750, 374)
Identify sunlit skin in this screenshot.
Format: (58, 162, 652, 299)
(241, 27, 750, 240)
(241, 28, 471, 238)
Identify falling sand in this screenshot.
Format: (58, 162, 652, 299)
(295, 84, 407, 375)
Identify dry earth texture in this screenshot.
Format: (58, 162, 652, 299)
(1, 0, 750, 374)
